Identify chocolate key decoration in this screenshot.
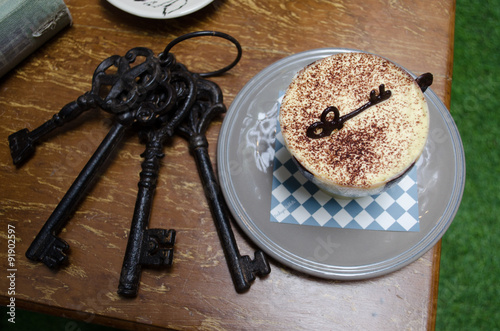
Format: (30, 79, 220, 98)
(306, 84, 392, 139)
(21, 47, 177, 268)
(306, 73, 434, 139)
(177, 78, 271, 293)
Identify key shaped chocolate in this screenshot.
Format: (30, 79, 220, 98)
(177, 78, 271, 293)
(306, 84, 392, 139)
(118, 64, 198, 297)
(306, 73, 433, 139)
(24, 48, 176, 268)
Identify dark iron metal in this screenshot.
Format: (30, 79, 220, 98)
(160, 31, 242, 78)
(25, 120, 129, 268)
(177, 77, 271, 293)
(8, 94, 95, 166)
(9, 47, 167, 166)
(117, 32, 249, 297)
(23, 47, 177, 268)
(10, 30, 270, 296)
(118, 64, 198, 297)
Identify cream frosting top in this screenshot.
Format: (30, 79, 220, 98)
(279, 52, 429, 189)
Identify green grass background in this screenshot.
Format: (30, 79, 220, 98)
(2, 0, 499, 329)
(436, 0, 500, 330)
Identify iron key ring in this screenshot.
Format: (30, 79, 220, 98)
(159, 31, 243, 77)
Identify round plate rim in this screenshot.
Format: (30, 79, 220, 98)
(106, 0, 214, 19)
(217, 48, 465, 279)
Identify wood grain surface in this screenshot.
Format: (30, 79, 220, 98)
(0, 0, 455, 330)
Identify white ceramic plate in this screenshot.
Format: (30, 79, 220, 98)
(217, 48, 466, 280)
(107, 0, 213, 19)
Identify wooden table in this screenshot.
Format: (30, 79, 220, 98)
(0, 0, 455, 329)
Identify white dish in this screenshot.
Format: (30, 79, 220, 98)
(217, 48, 466, 279)
(107, 0, 213, 19)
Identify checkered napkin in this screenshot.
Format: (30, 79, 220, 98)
(269, 99, 420, 232)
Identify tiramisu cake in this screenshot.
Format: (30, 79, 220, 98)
(279, 52, 431, 198)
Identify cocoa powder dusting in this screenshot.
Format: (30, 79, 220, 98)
(279, 52, 430, 189)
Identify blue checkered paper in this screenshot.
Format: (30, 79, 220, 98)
(270, 100, 420, 232)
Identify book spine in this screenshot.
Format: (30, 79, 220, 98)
(0, 0, 73, 78)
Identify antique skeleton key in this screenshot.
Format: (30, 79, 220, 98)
(118, 64, 197, 297)
(9, 94, 95, 166)
(25, 120, 129, 268)
(8, 47, 165, 165)
(177, 78, 271, 293)
(118, 31, 246, 296)
(24, 48, 176, 268)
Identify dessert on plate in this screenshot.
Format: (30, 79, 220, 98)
(279, 52, 431, 198)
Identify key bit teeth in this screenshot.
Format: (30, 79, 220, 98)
(251, 250, 271, 276)
(42, 237, 69, 269)
(140, 229, 176, 266)
(26, 234, 70, 269)
(42, 249, 69, 269)
(241, 250, 271, 283)
(240, 256, 256, 284)
(8, 128, 35, 166)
